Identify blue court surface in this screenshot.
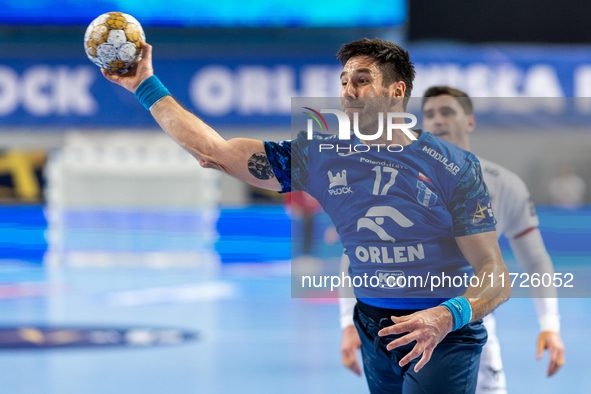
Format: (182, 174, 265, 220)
(0, 206, 590, 393)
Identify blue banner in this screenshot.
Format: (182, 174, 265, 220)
(0, 58, 342, 128)
(410, 45, 591, 99)
(2, 45, 591, 128)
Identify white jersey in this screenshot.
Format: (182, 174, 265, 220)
(478, 157, 538, 239)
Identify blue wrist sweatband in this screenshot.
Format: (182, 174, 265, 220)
(440, 297, 472, 331)
(134, 75, 171, 111)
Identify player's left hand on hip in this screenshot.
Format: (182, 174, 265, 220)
(536, 330, 565, 377)
(377, 305, 453, 373)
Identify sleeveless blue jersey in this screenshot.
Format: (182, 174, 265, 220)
(264, 130, 496, 309)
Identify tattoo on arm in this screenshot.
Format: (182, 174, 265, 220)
(248, 152, 276, 180)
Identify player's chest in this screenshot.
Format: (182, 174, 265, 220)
(310, 155, 444, 209)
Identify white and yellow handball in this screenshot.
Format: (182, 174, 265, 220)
(84, 12, 145, 72)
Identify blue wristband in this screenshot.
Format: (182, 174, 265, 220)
(134, 75, 171, 111)
(440, 297, 472, 331)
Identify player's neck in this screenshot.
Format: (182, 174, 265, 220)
(459, 137, 470, 151)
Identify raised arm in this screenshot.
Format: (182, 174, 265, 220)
(101, 42, 281, 191)
(150, 96, 281, 190)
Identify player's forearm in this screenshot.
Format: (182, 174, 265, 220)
(149, 97, 282, 191)
(150, 96, 228, 169)
(509, 229, 558, 299)
(509, 229, 560, 331)
(463, 260, 511, 322)
(338, 254, 356, 329)
(101, 46, 280, 190)
(455, 232, 511, 322)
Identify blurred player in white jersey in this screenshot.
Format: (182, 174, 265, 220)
(339, 86, 565, 392)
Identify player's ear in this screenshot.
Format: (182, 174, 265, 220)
(388, 81, 406, 99)
(467, 114, 476, 133)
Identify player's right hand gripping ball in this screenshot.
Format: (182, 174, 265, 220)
(84, 12, 145, 73)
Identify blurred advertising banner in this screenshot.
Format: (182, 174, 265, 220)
(410, 46, 591, 101)
(2, 45, 591, 128)
(0, 59, 342, 128)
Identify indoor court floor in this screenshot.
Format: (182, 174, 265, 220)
(0, 264, 589, 394)
(0, 205, 590, 393)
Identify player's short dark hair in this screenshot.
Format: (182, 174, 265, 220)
(422, 86, 474, 115)
(337, 38, 416, 100)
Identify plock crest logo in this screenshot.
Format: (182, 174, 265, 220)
(328, 170, 351, 195)
(328, 170, 347, 188)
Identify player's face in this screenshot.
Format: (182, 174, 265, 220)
(340, 56, 404, 129)
(422, 95, 475, 148)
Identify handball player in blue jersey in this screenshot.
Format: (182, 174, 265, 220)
(102, 38, 510, 393)
(340, 87, 565, 392)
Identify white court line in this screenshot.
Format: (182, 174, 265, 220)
(103, 281, 238, 307)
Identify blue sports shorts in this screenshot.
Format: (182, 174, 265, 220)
(354, 303, 487, 394)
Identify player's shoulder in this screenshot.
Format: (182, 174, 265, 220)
(418, 131, 475, 178)
(287, 130, 339, 151)
(293, 130, 339, 142)
(478, 156, 512, 178)
(477, 156, 530, 195)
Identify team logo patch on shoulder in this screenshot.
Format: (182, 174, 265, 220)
(416, 180, 438, 207)
(466, 196, 494, 225)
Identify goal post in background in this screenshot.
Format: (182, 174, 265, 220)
(43, 132, 221, 268)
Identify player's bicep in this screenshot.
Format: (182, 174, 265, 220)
(221, 138, 282, 191)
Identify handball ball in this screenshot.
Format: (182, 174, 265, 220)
(84, 12, 145, 73)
